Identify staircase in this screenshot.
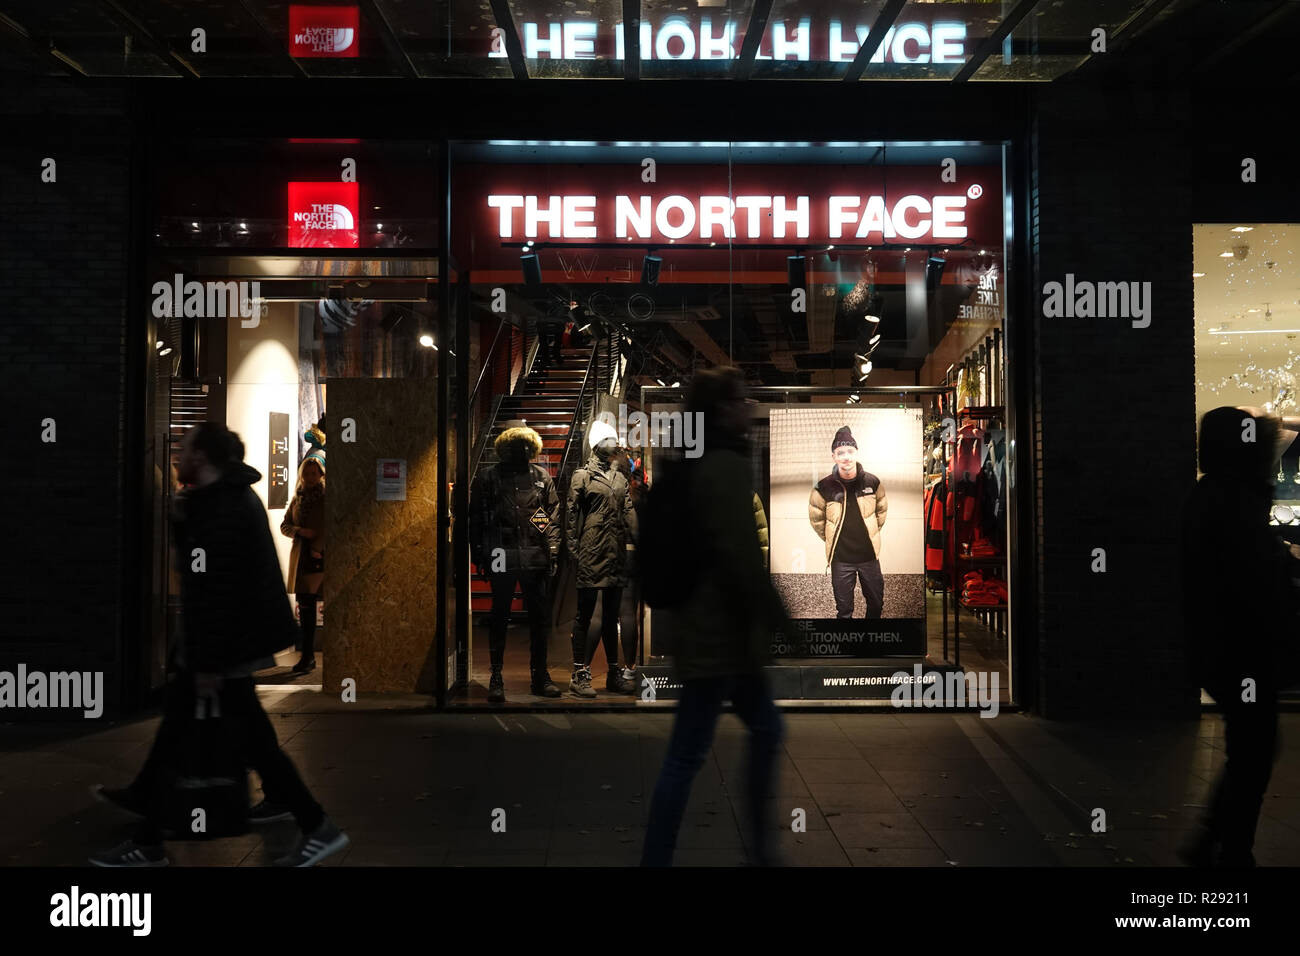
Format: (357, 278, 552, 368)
(470, 345, 592, 614)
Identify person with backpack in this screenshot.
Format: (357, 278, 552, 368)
(640, 367, 789, 867)
(90, 422, 349, 867)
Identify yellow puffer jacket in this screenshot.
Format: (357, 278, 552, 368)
(808, 466, 888, 565)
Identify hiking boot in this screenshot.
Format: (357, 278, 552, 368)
(273, 817, 351, 867)
(249, 799, 295, 825)
(569, 667, 597, 699)
(487, 670, 505, 703)
(606, 667, 635, 694)
(89, 784, 145, 819)
(530, 671, 561, 697)
(89, 840, 169, 868)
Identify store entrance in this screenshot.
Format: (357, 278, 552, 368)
(146, 254, 440, 698)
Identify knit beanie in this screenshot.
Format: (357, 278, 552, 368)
(832, 425, 857, 452)
(303, 420, 326, 474)
(588, 419, 618, 450)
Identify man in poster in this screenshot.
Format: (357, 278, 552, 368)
(809, 426, 889, 619)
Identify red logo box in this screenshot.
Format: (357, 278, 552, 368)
(288, 182, 360, 248)
(289, 5, 360, 58)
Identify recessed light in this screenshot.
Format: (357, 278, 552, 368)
(1220, 252, 1235, 258)
(1192, 272, 1206, 278)
(1231, 226, 1254, 233)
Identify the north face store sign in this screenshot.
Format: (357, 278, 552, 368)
(289, 5, 360, 58)
(288, 182, 360, 248)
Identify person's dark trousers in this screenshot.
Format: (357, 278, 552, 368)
(488, 570, 552, 673)
(1203, 678, 1280, 864)
(299, 593, 319, 658)
(133, 671, 325, 844)
(641, 673, 784, 866)
(830, 559, 885, 618)
(619, 580, 640, 669)
(573, 586, 622, 666)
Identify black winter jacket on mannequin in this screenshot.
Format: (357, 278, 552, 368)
(566, 451, 636, 588)
(470, 460, 561, 573)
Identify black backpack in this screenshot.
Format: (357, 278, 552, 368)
(638, 458, 698, 609)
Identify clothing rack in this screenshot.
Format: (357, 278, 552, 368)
(945, 406, 1008, 669)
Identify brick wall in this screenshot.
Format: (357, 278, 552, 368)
(1029, 84, 1198, 717)
(0, 80, 133, 717)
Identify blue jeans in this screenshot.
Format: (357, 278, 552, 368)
(641, 673, 784, 866)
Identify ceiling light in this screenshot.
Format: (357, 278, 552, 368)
(1231, 226, 1254, 233)
(1193, 272, 1206, 278)
(155, 340, 164, 349)
(159, 346, 172, 356)
(1220, 251, 1234, 258)
(1208, 327, 1300, 335)
(419, 333, 435, 348)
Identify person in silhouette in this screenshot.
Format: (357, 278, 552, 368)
(1180, 406, 1296, 867)
(641, 367, 789, 866)
(91, 422, 349, 866)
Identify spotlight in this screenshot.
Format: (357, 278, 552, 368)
(521, 252, 542, 286)
(155, 340, 164, 349)
(787, 253, 806, 289)
(159, 346, 173, 357)
(671, 381, 680, 388)
(641, 253, 662, 286)
(925, 256, 946, 291)
(419, 333, 435, 348)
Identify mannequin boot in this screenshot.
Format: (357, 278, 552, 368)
(487, 668, 505, 704)
(530, 669, 561, 698)
(606, 666, 635, 694)
(569, 664, 596, 699)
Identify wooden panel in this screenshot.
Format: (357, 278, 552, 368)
(324, 379, 439, 694)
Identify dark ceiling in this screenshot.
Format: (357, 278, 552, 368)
(1, 0, 1297, 86)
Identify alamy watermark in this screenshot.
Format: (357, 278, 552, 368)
(0, 664, 104, 718)
(594, 403, 705, 458)
(151, 273, 262, 327)
(890, 664, 999, 718)
(1041, 273, 1151, 329)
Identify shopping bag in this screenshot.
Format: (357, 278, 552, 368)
(165, 694, 250, 840)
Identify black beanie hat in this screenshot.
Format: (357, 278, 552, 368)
(832, 425, 857, 452)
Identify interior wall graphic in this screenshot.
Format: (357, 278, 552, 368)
(768, 404, 925, 656)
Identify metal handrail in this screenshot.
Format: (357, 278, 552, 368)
(468, 316, 508, 415)
(557, 337, 601, 485)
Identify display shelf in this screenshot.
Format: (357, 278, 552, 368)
(960, 600, 1007, 612)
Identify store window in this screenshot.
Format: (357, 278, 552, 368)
(145, 140, 444, 698)
(1192, 222, 1300, 700)
(453, 140, 1013, 708)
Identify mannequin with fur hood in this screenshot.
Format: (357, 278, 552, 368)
(469, 421, 563, 701)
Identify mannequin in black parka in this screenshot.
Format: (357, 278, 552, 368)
(565, 420, 637, 697)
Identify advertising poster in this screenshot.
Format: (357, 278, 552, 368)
(768, 405, 925, 657)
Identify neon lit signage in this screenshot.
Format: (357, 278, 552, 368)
(489, 18, 966, 63)
(486, 191, 978, 243)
